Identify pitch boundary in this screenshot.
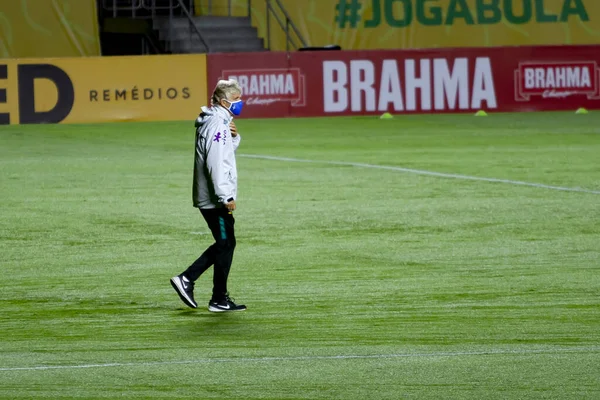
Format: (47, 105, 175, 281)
(2, 347, 599, 372)
(239, 154, 600, 195)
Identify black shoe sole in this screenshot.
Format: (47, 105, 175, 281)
(170, 278, 198, 309)
(208, 304, 247, 312)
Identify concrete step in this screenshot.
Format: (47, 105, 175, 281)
(156, 26, 259, 41)
(161, 32, 264, 49)
(191, 46, 266, 54)
(153, 14, 265, 54)
(172, 39, 265, 53)
(207, 37, 264, 49)
(153, 16, 252, 30)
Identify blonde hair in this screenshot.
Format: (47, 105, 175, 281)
(211, 79, 242, 105)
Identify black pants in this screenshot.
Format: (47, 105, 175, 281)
(183, 207, 236, 300)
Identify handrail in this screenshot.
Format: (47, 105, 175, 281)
(102, 0, 143, 10)
(272, 0, 306, 48)
(103, 0, 143, 18)
(143, 0, 181, 9)
(143, 33, 162, 54)
(265, 0, 307, 51)
(196, 0, 306, 51)
(101, 0, 308, 54)
(174, 0, 211, 53)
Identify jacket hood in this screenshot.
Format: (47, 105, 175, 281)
(195, 105, 232, 128)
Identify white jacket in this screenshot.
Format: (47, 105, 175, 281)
(192, 105, 241, 209)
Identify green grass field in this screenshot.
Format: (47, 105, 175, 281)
(1, 112, 599, 399)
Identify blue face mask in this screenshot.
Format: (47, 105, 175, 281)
(226, 99, 244, 116)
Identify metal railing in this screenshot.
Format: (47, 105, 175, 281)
(159, 0, 306, 52)
(101, 0, 308, 53)
(265, 0, 307, 51)
(101, 0, 209, 52)
(173, 0, 210, 53)
(101, 0, 142, 18)
(101, 0, 194, 18)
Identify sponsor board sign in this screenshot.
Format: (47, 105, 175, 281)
(207, 45, 600, 118)
(0, 55, 207, 124)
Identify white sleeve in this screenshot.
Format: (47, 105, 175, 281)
(232, 134, 241, 152)
(205, 124, 235, 204)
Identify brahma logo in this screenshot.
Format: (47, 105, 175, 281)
(221, 68, 306, 107)
(515, 62, 600, 101)
(323, 57, 498, 113)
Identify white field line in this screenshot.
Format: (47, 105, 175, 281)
(1, 347, 599, 372)
(239, 154, 600, 195)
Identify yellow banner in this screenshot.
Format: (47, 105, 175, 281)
(246, 0, 600, 51)
(0, 55, 207, 125)
(193, 0, 250, 16)
(0, 0, 101, 58)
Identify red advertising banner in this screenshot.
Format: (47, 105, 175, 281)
(207, 45, 600, 118)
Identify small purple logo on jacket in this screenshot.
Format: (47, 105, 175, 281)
(213, 130, 228, 144)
